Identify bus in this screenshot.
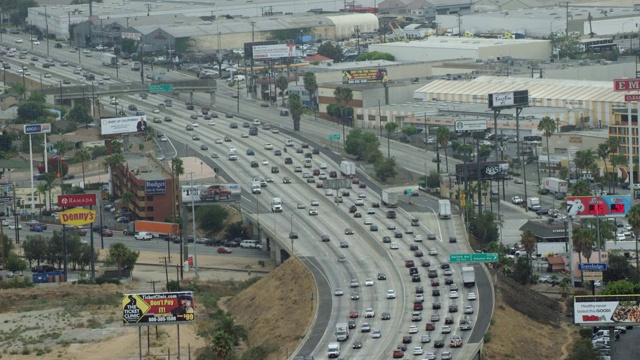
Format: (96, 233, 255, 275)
(579, 38, 615, 53)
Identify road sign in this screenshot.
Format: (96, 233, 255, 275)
(625, 94, 640, 102)
(460, 199, 466, 207)
(148, 84, 174, 93)
(450, 253, 498, 263)
(406, 189, 412, 195)
(328, 134, 341, 140)
(578, 263, 607, 271)
(454, 120, 487, 132)
(583, 271, 603, 281)
(325, 179, 352, 190)
(418, 180, 426, 186)
(24, 123, 52, 134)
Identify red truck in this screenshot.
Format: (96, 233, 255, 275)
(199, 185, 232, 201)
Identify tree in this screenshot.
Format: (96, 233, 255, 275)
(345, 128, 381, 162)
(468, 210, 499, 245)
(436, 127, 451, 173)
(226, 221, 248, 239)
(4, 0, 39, 26)
(549, 32, 583, 59)
(22, 235, 47, 267)
(572, 227, 594, 265)
(215, 314, 249, 345)
(42, 172, 57, 211)
(559, 165, 569, 180)
(512, 256, 531, 285)
(66, 104, 94, 127)
(570, 180, 591, 196)
(195, 205, 229, 234)
(203, 331, 234, 360)
(316, 42, 343, 62)
(626, 203, 640, 272)
(302, 72, 318, 111)
(8, 82, 26, 99)
(604, 253, 632, 283)
(288, 93, 303, 132)
(16, 101, 53, 124)
(568, 338, 602, 360)
(121, 191, 134, 210)
(384, 122, 398, 158)
(537, 116, 556, 173)
(521, 229, 536, 281)
(275, 75, 289, 106)
(76, 148, 91, 185)
(354, 51, 395, 61)
(374, 157, 397, 182)
(5, 252, 27, 272)
(426, 171, 441, 188)
(105, 242, 140, 272)
(121, 38, 138, 55)
(573, 149, 596, 175)
(0, 234, 13, 260)
(334, 87, 353, 129)
(402, 125, 418, 136)
(601, 280, 640, 295)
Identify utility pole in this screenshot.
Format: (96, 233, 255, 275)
(147, 280, 160, 292)
(45, 7, 50, 56)
(354, 25, 361, 55)
(146, 4, 151, 16)
(563, 2, 570, 36)
(250, 21, 255, 96)
(457, 13, 462, 38)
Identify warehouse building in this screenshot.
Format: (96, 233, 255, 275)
(367, 37, 552, 62)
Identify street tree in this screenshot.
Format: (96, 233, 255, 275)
(521, 229, 536, 281)
(288, 93, 303, 131)
(22, 235, 47, 267)
(303, 72, 318, 111)
(512, 256, 531, 285)
(66, 104, 94, 127)
(604, 253, 632, 283)
(436, 127, 451, 173)
(334, 87, 353, 129)
(601, 280, 640, 295)
(195, 205, 229, 234)
(573, 149, 596, 175)
(275, 75, 289, 106)
(375, 157, 397, 182)
(570, 180, 591, 196)
(384, 122, 398, 158)
(105, 242, 140, 272)
(402, 125, 418, 136)
(76, 148, 91, 185)
(537, 116, 556, 173)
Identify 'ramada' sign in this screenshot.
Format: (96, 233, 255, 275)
(614, 79, 640, 92)
(58, 194, 97, 207)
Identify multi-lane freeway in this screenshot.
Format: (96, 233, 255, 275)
(0, 37, 494, 359)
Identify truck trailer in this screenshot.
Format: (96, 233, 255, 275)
(438, 200, 451, 219)
(541, 177, 568, 194)
(123, 220, 179, 238)
(381, 190, 398, 208)
(340, 161, 356, 177)
(462, 266, 475, 287)
(101, 53, 117, 67)
(335, 322, 349, 341)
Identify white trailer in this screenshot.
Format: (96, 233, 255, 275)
(340, 161, 356, 177)
(381, 190, 398, 208)
(462, 266, 475, 287)
(438, 200, 451, 219)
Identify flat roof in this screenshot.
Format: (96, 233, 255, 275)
(464, 6, 640, 21)
(372, 36, 549, 50)
(124, 153, 169, 181)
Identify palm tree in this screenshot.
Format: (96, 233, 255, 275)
(103, 152, 125, 196)
(215, 314, 249, 345)
(384, 122, 398, 158)
(288, 93, 303, 132)
(573, 149, 596, 176)
(275, 75, 288, 106)
(208, 330, 234, 360)
(170, 157, 185, 222)
(572, 227, 591, 265)
(42, 172, 57, 211)
(537, 116, 556, 173)
(76, 148, 91, 186)
(121, 191, 134, 212)
(611, 154, 627, 185)
(570, 180, 591, 196)
(521, 229, 536, 282)
(558, 165, 569, 180)
(626, 203, 640, 271)
(436, 126, 451, 173)
(36, 183, 47, 214)
(334, 86, 353, 123)
(303, 72, 318, 111)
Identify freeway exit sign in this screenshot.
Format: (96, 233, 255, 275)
(328, 134, 340, 140)
(450, 253, 498, 263)
(148, 84, 174, 93)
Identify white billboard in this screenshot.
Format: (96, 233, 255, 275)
(454, 120, 487, 132)
(574, 295, 640, 325)
(252, 44, 294, 59)
(101, 115, 148, 135)
(490, 92, 515, 107)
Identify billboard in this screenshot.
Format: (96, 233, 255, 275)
(455, 161, 509, 180)
(243, 40, 277, 58)
(181, 183, 241, 203)
(566, 196, 631, 218)
(614, 78, 640, 92)
(342, 68, 388, 84)
(122, 291, 195, 326)
(145, 180, 167, 195)
(488, 90, 529, 108)
(58, 194, 97, 207)
(101, 115, 148, 135)
(574, 295, 640, 325)
(454, 120, 487, 132)
(59, 208, 97, 226)
(24, 123, 52, 134)
(253, 43, 295, 59)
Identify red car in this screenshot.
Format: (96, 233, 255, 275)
(413, 302, 423, 311)
(405, 260, 415, 268)
(392, 350, 404, 358)
(217, 247, 232, 254)
(313, 169, 320, 176)
(425, 322, 435, 331)
(349, 310, 358, 318)
(431, 280, 440, 286)
(101, 229, 113, 237)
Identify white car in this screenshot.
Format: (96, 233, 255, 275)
(102, 74, 111, 80)
(367, 208, 375, 214)
(8, 223, 22, 230)
(409, 325, 418, 334)
(319, 173, 327, 180)
(371, 330, 381, 338)
(442, 325, 451, 334)
(262, 159, 269, 165)
(386, 223, 396, 230)
(365, 278, 374, 286)
(449, 291, 459, 299)
(364, 308, 375, 318)
(271, 128, 280, 134)
(358, 192, 366, 198)
(15, 39, 23, 43)
(153, 109, 160, 113)
(386, 289, 396, 299)
(444, 269, 453, 276)
(390, 242, 399, 249)
(414, 235, 423, 242)
(429, 248, 438, 255)
(424, 352, 436, 360)
(334, 288, 344, 296)
(208, 121, 215, 126)
(211, 153, 219, 158)
(159, 136, 168, 142)
(192, 123, 199, 127)
(364, 218, 373, 225)
(468, 292, 477, 300)
(264, 143, 273, 150)
(441, 351, 453, 360)
(415, 294, 424, 302)
(355, 198, 364, 206)
(319, 162, 327, 169)
(413, 346, 424, 355)
(310, 199, 319, 206)
(464, 305, 474, 314)
(241, 132, 248, 138)
(308, 209, 318, 216)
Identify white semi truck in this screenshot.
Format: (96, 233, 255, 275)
(381, 190, 398, 208)
(251, 180, 261, 194)
(462, 266, 476, 287)
(271, 197, 283, 212)
(340, 161, 356, 177)
(438, 199, 451, 219)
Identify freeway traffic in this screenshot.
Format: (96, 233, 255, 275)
(0, 37, 491, 359)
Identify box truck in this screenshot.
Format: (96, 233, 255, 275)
(340, 161, 356, 177)
(131, 61, 141, 71)
(327, 342, 340, 358)
(251, 180, 261, 194)
(541, 177, 568, 194)
(438, 200, 451, 219)
(335, 322, 349, 341)
(527, 197, 541, 211)
(123, 220, 179, 238)
(381, 190, 398, 208)
(271, 197, 283, 212)
(101, 53, 117, 67)
(462, 266, 475, 287)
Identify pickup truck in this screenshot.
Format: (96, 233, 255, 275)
(511, 196, 523, 205)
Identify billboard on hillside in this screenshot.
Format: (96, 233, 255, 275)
(181, 183, 241, 203)
(122, 291, 194, 326)
(575, 295, 640, 325)
(101, 115, 148, 135)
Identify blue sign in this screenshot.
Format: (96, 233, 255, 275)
(23, 123, 52, 134)
(145, 180, 167, 195)
(578, 263, 607, 271)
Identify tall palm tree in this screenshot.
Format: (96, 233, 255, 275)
(275, 75, 288, 106)
(42, 172, 57, 211)
(626, 203, 640, 271)
(559, 165, 569, 180)
(384, 122, 398, 158)
(303, 72, 318, 111)
(76, 148, 91, 187)
(573, 149, 596, 176)
(572, 227, 591, 265)
(521, 228, 536, 282)
(215, 314, 249, 345)
(597, 142, 611, 193)
(170, 157, 185, 223)
(611, 154, 627, 185)
(334, 87, 353, 122)
(571, 180, 591, 196)
(103, 152, 125, 196)
(208, 330, 234, 360)
(36, 183, 47, 214)
(121, 191, 134, 212)
(436, 127, 451, 173)
(288, 93, 303, 132)
(537, 116, 556, 173)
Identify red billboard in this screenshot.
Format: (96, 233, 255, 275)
(122, 291, 195, 326)
(58, 194, 97, 207)
(566, 195, 631, 218)
(614, 78, 640, 92)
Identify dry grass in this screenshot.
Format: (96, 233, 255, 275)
(225, 257, 315, 360)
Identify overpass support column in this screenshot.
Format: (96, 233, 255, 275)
(189, 91, 194, 104)
(209, 91, 215, 108)
(271, 241, 282, 265)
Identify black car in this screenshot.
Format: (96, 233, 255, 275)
(284, 157, 292, 164)
(433, 303, 441, 310)
(409, 244, 419, 251)
(449, 237, 457, 243)
(381, 312, 391, 320)
(342, 190, 350, 197)
(402, 336, 412, 344)
(274, 150, 282, 156)
(434, 340, 445, 348)
(349, 205, 357, 213)
(536, 208, 550, 216)
(411, 275, 421, 282)
(444, 278, 454, 285)
(382, 236, 391, 243)
(409, 268, 418, 276)
(415, 250, 424, 257)
(352, 340, 362, 349)
(444, 316, 454, 324)
(432, 289, 440, 296)
(449, 305, 459, 313)
(421, 260, 431, 267)
(348, 319, 356, 329)
(394, 231, 403, 238)
(428, 270, 438, 278)
(312, 148, 320, 155)
(415, 286, 424, 294)
(441, 263, 450, 269)
(378, 272, 387, 280)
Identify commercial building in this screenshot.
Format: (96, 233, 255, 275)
(112, 153, 177, 222)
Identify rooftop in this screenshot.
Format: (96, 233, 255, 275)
(124, 153, 169, 181)
(466, 5, 640, 21)
(373, 36, 550, 50)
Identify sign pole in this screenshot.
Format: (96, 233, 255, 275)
(63, 224, 68, 282)
(43, 132, 48, 211)
(568, 218, 574, 287)
(90, 204, 95, 282)
(29, 134, 35, 212)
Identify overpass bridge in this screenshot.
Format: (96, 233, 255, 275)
(41, 79, 217, 109)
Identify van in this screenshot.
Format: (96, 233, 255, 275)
(240, 240, 259, 248)
(135, 232, 152, 240)
(233, 74, 246, 81)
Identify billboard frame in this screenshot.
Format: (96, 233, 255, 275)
(122, 291, 195, 327)
(58, 194, 97, 207)
(574, 295, 640, 325)
(100, 115, 148, 136)
(566, 195, 631, 218)
(342, 68, 389, 84)
(488, 90, 529, 109)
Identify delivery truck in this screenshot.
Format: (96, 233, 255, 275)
(340, 161, 356, 177)
(251, 180, 261, 194)
(123, 220, 179, 238)
(438, 200, 451, 219)
(271, 197, 283, 212)
(131, 61, 141, 71)
(335, 322, 349, 341)
(327, 342, 340, 358)
(381, 190, 398, 208)
(462, 266, 475, 287)
(527, 197, 541, 211)
(541, 177, 568, 194)
(101, 53, 117, 67)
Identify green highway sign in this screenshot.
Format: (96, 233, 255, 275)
(450, 253, 498, 263)
(328, 134, 341, 140)
(406, 189, 412, 195)
(418, 180, 426, 185)
(148, 84, 174, 93)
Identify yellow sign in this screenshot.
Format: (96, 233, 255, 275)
(460, 194, 466, 199)
(59, 208, 97, 226)
(583, 271, 603, 281)
(460, 199, 466, 207)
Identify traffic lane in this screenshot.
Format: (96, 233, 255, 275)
(468, 263, 492, 344)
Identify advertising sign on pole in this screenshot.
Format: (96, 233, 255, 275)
(181, 184, 241, 203)
(342, 68, 389, 84)
(252, 44, 295, 59)
(59, 208, 97, 226)
(23, 123, 52, 134)
(614, 78, 640, 92)
(122, 291, 195, 326)
(145, 180, 167, 195)
(566, 196, 631, 218)
(58, 194, 97, 207)
(488, 90, 529, 108)
(100, 115, 148, 135)
(624, 94, 640, 102)
(574, 295, 640, 325)
(454, 120, 487, 132)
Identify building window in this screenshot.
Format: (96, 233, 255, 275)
(146, 196, 153, 201)
(146, 207, 153, 211)
(380, 115, 388, 122)
(356, 114, 364, 120)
